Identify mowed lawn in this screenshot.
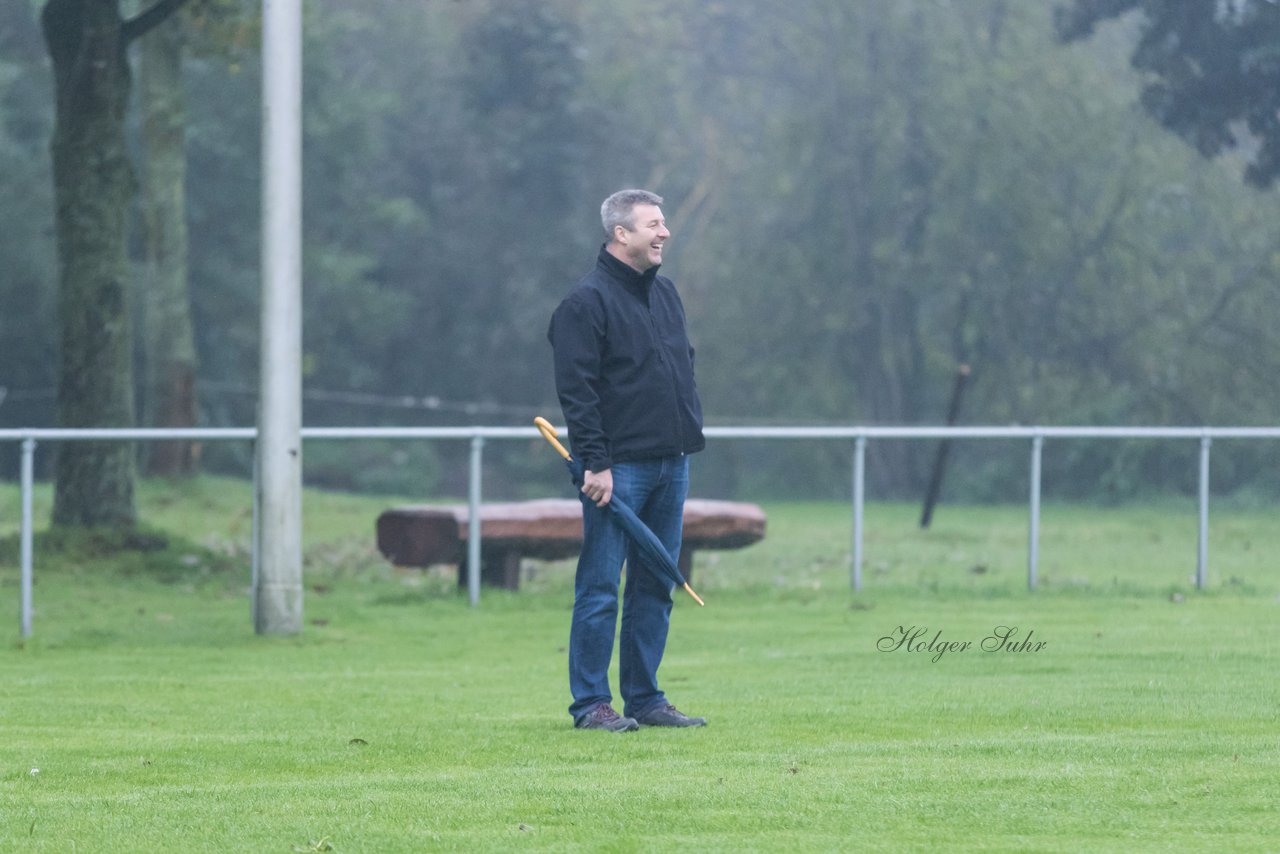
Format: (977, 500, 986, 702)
(2, 478, 1279, 852)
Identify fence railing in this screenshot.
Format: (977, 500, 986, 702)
(5, 424, 1279, 637)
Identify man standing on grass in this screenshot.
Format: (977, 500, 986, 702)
(547, 189, 707, 732)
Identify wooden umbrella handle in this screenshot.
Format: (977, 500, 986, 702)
(534, 417, 573, 461)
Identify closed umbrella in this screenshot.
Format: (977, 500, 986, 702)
(535, 417, 705, 606)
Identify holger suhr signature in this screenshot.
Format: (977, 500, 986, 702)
(877, 625, 1047, 663)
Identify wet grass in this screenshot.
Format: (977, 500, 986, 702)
(2, 477, 1278, 851)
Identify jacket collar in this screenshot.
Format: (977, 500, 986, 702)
(597, 244, 660, 294)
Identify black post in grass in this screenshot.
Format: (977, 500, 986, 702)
(920, 364, 970, 529)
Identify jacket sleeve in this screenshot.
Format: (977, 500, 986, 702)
(547, 294, 612, 472)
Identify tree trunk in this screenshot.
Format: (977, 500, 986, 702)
(44, 0, 138, 527)
(138, 12, 198, 476)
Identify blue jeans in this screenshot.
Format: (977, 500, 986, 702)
(568, 455, 689, 722)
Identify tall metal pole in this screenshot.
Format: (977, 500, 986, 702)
(255, 0, 303, 635)
(20, 437, 35, 639)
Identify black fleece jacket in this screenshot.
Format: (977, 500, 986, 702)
(547, 246, 705, 472)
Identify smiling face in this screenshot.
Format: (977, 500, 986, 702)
(610, 203, 669, 272)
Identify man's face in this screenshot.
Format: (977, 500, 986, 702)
(615, 204, 669, 272)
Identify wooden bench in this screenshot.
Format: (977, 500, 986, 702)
(376, 498, 766, 589)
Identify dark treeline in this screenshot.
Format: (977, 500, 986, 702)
(2, 0, 1278, 505)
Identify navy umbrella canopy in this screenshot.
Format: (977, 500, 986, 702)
(535, 418, 704, 607)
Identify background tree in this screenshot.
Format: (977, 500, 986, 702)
(134, 0, 256, 476)
(0, 0, 57, 455)
(137, 7, 197, 476)
(6, 0, 1280, 507)
(42, 0, 192, 526)
(1056, 0, 1280, 189)
(1054, 0, 1280, 497)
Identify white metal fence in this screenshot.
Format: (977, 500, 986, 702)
(5, 424, 1279, 637)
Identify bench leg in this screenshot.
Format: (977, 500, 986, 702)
(458, 548, 522, 590)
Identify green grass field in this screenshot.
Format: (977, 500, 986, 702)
(2, 477, 1278, 852)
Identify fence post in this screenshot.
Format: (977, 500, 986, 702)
(1028, 434, 1043, 590)
(467, 435, 484, 606)
(20, 437, 35, 639)
(1197, 435, 1211, 590)
(251, 442, 259, 620)
(852, 436, 866, 592)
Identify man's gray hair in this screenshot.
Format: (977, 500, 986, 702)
(601, 189, 664, 240)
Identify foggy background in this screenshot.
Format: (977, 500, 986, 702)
(2, 0, 1278, 504)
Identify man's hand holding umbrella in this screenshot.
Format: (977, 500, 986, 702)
(581, 468, 613, 508)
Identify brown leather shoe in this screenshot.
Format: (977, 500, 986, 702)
(575, 703, 639, 732)
(634, 703, 706, 727)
